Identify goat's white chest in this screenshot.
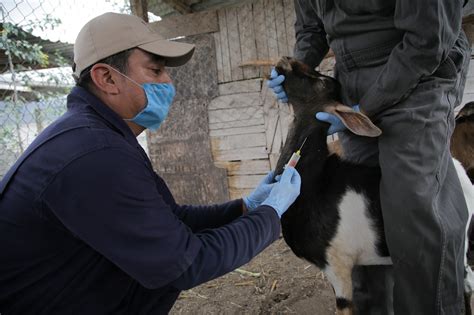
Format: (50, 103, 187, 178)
(329, 189, 392, 266)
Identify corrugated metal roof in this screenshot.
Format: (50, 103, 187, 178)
(0, 23, 74, 74)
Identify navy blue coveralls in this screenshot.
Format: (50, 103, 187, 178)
(294, 0, 471, 314)
(0, 86, 281, 314)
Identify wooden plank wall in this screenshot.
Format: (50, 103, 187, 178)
(214, 0, 295, 83)
(209, 80, 269, 199)
(209, 0, 296, 199)
(208, 78, 294, 200)
(149, 11, 218, 39)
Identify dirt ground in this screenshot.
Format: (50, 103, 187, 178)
(171, 236, 474, 314)
(170, 236, 337, 314)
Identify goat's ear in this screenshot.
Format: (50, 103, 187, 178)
(327, 104, 382, 137)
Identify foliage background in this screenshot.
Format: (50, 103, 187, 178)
(0, 0, 130, 178)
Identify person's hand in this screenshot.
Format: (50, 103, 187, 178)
(315, 105, 360, 135)
(267, 68, 288, 103)
(262, 167, 301, 218)
(243, 171, 276, 211)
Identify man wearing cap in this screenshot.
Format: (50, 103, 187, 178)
(0, 13, 301, 314)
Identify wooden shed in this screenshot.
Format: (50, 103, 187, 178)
(135, 0, 474, 205)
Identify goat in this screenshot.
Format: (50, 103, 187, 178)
(272, 56, 474, 315)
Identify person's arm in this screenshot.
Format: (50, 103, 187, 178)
(172, 201, 245, 232)
(41, 148, 280, 289)
(293, 0, 330, 69)
(151, 173, 244, 231)
(169, 206, 280, 290)
(359, 0, 466, 117)
(154, 171, 278, 232)
(170, 166, 301, 290)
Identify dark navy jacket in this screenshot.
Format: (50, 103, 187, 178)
(0, 87, 280, 314)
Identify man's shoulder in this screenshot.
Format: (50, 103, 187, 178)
(41, 108, 128, 154)
(22, 109, 133, 181)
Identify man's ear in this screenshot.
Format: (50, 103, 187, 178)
(325, 103, 382, 137)
(89, 64, 120, 95)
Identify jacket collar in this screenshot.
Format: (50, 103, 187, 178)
(67, 86, 138, 144)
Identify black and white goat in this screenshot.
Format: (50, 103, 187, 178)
(272, 56, 474, 315)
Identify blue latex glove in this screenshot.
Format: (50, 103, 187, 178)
(315, 105, 360, 135)
(243, 171, 276, 211)
(262, 167, 301, 218)
(267, 68, 288, 103)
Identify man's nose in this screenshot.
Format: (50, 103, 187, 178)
(161, 70, 172, 84)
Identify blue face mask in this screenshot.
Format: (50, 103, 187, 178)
(128, 83, 176, 131)
(111, 67, 176, 131)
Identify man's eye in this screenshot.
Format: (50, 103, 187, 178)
(151, 68, 162, 74)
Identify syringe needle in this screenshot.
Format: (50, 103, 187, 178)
(298, 137, 308, 152)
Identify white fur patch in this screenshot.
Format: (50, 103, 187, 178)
(453, 158, 474, 293)
(453, 158, 474, 231)
(329, 189, 392, 266)
(324, 264, 345, 297)
(453, 159, 474, 263)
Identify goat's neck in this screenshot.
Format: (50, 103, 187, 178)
(276, 117, 330, 182)
(296, 123, 331, 187)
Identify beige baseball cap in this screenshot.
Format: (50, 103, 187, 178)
(73, 12, 195, 78)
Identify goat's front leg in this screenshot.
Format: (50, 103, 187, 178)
(324, 250, 355, 315)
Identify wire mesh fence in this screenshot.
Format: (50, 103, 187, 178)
(0, 0, 131, 178)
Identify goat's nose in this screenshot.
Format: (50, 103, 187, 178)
(276, 57, 292, 73)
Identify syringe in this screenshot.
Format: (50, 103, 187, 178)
(285, 137, 307, 168)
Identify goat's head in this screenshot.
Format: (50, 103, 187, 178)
(273, 57, 381, 177)
(275, 56, 381, 137)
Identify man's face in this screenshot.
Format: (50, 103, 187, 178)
(118, 48, 172, 119)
